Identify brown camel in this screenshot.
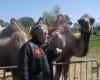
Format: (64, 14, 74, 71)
(47, 14, 95, 80)
(0, 18, 28, 80)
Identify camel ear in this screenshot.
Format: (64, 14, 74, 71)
(78, 19, 80, 24)
(36, 17, 44, 25)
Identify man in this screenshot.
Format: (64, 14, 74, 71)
(35, 17, 62, 80)
(17, 24, 51, 80)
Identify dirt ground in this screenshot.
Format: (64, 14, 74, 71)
(0, 55, 100, 80)
(0, 70, 12, 80)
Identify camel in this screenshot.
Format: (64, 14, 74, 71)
(0, 15, 95, 80)
(0, 18, 28, 80)
(47, 14, 95, 80)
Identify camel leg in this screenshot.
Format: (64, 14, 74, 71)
(11, 68, 18, 80)
(61, 59, 70, 80)
(54, 64, 62, 80)
(63, 64, 69, 80)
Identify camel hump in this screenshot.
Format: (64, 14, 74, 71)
(10, 17, 17, 24)
(8, 17, 27, 34)
(0, 17, 27, 39)
(8, 17, 22, 32)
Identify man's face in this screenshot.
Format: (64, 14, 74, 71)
(38, 27, 49, 43)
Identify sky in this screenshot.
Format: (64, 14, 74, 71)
(0, 0, 100, 23)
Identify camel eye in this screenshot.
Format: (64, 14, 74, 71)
(78, 19, 84, 24)
(90, 18, 95, 25)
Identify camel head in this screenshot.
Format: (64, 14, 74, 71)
(78, 14, 95, 33)
(47, 15, 68, 50)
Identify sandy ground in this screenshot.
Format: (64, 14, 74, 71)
(0, 70, 12, 80)
(53, 57, 100, 80)
(0, 59, 99, 80)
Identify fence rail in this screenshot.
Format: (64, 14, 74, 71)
(53, 59, 100, 80)
(0, 66, 17, 70)
(0, 60, 100, 80)
(0, 66, 17, 80)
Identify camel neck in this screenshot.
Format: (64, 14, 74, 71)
(80, 31, 91, 54)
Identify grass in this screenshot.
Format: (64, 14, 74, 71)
(89, 36, 100, 57)
(90, 35, 100, 48)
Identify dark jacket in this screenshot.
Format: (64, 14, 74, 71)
(17, 40, 51, 80)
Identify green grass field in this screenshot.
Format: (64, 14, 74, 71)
(90, 35, 100, 48)
(88, 35, 100, 60)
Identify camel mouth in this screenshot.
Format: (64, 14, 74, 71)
(75, 52, 87, 57)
